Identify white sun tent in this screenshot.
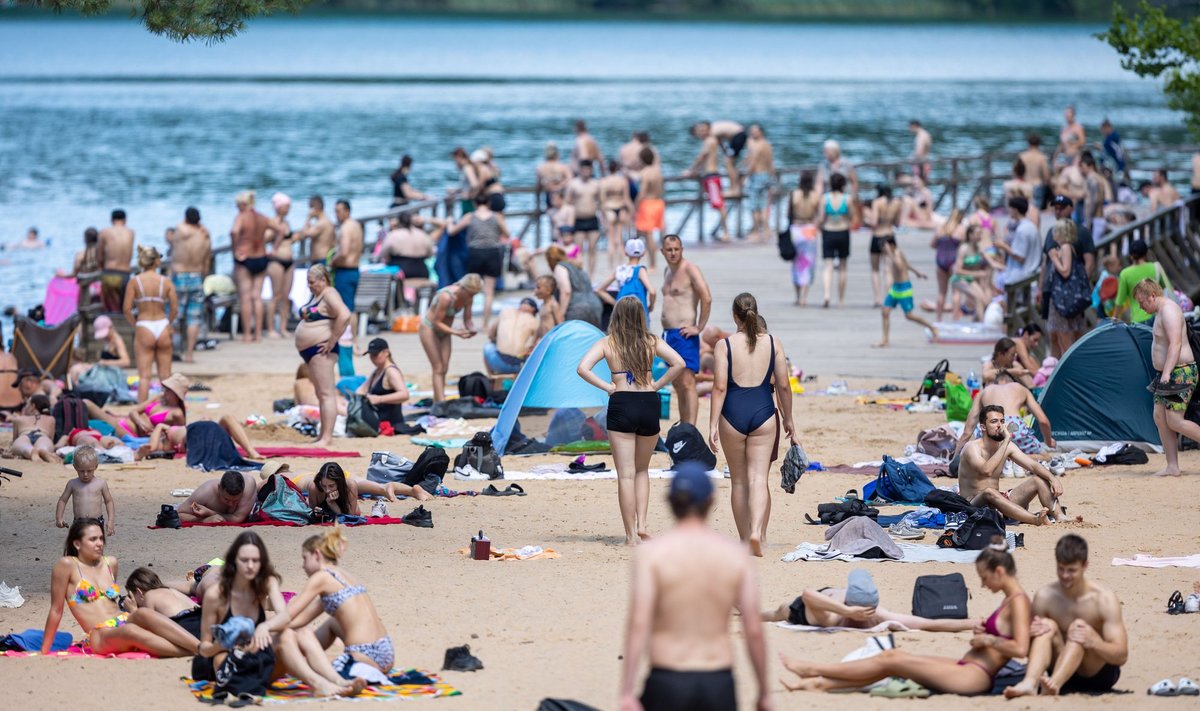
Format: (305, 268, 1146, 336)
(490, 320, 612, 455)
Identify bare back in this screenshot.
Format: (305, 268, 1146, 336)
(639, 164, 664, 201)
(232, 210, 269, 260)
(171, 223, 212, 274)
(725, 331, 776, 387)
(98, 225, 135, 271)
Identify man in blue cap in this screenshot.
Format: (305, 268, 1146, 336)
(619, 462, 772, 711)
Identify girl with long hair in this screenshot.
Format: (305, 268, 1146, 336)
(577, 296, 684, 545)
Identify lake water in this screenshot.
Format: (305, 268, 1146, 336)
(0, 14, 1185, 312)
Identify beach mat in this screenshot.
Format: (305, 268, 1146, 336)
(253, 446, 362, 458)
(410, 437, 469, 449)
(775, 620, 911, 633)
(782, 542, 986, 564)
(3, 645, 152, 660)
(184, 668, 461, 702)
(149, 516, 408, 530)
(502, 468, 721, 481)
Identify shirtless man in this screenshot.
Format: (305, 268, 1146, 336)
(743, 124, 775, 241)
(661, 235, 712, 426)
(97, 209, 135, 312)
(169, 207, 211, 363)
(909, 119, 932, 182)
(958, 404, 1064, 525)
(618, 131, 651, 172)
(1020, 134, 1052, 209)
(1006, 534, 1128, 698)
(866, 185, 903, 306)
(177, 470, 258, 524)
(1136, 279, 1200, 476)
(331, 199, 364, 325)
(619, 464, 772, 711)
(955, 372, 1053, 467)
(299, 195, 337, 263)
(230, 191, 270, 342)
(566, 161, 603, 275)
(1149, 169, 1182, 212)
(378, 212, 436, 280)
(536, 141, 572, 215)
(534, 275, 561, 338)
(1055, 105, 1086, 167)
(572, 120, 604, 175)
(635, 147, 665, 268)
(484, 298, 540, 376)
(684, 122, 738, 242)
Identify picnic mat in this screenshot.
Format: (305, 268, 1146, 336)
(3, 645, 152, 660)
(252, 447, 361, 458)
(184, 668, 461, 702)
(150, 516, 409, 530)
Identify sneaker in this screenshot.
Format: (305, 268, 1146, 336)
(1048, 457, 1066, 477)
(442, 644, 484, 672)
(453, 464, 489, 481)
(369, 501, 388, 518)
(401, 505, 433, 528)
(155, 504, 182, 529)
(1186, 593, 1200, 614)
(887, 521, 925, 540)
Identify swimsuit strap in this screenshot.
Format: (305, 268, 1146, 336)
(760, 335, 776, 387)
(724, 338, 738, 388)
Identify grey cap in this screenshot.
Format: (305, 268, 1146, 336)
(845, 569, 879, 607)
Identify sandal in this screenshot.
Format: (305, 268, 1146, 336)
(1149, 679, 1178, 696)
(1168, 590, 1186, 615)
(482, 484, 526, 497)
(1178, 678, 1200, 696)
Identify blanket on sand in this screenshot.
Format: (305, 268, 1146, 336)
(3, 646, 152, 660)
(150, 516, 409, 530)
(185, 668, 461, 702)
(775, 620, 912, 633)
(782, 541, 986, 564)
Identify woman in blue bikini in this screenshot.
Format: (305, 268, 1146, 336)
(708, 293, 798, 557)
(294, 265, 352, 447)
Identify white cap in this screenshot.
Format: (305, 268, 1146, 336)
(625, 238, 646, 258)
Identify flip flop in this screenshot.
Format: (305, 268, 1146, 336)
(1168, 590, 1186, 615)
(1148, 679, 1178, 696)
(171, 488, 194, 498)
(869, 678, 930, 698)
(482, 484, 526, 496)
(1178, 678, 1200, 696)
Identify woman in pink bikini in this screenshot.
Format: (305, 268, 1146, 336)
(85, 372, 188, 438)
(781, 536, 1029, 696)
(123, 246, 178, 403)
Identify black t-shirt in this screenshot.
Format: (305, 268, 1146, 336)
(1043, 223, 1095, 256)
(391, 172, 409, 202)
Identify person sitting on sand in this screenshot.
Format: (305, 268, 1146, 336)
(781, 537, 1029, 695)
(958, 404, 1066, 526)
(297, 462, 431, 517)
(8, 394, 60, 462)
(84, 372, 188, 438)
(284, 528, 396, 684)
(983, 337, 1035, 387)
(134, 414, 262, 461)
(874, 240, 937, 348)
(1005, 534, 1128, 698)
(177, 470, 259, 524)
(124, 567, 205, 647)
(55, 446, 115, 536)
(763, 569, 976, 633)
(954, 370, 1055, 458)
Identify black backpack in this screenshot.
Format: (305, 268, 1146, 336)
(213, 646, 276, 700)
(406, 446, 450, 492)
(912, 573, 969, 619)
(939, 507, 1005, 550)
(912, 359, 950, 402)
(53, 390, 89, 441)
(923, 489, 977, 514)
(777, 229, 797, 262)
(666, 421, 716, 470)
(458, 371, 492, 400)
(805, 493, 880, 525)
(454, 431, 504, 480)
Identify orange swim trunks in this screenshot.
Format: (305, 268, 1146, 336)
(635, 198, 665, 233)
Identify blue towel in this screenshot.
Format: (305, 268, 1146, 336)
(185, 421, 262, 472)
(0, 629, 72, 652)
(212, 616, 256, 650)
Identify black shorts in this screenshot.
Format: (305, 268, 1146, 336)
(389, 256, 430, 280)
(787, 596, 809, 625)
(822, 229, 850, 261)
(487, 193, 506, 213)
(607, 391, 660, 437)
(722, 131, 748, 159)
(236, 256, 270, 275)
(574, 216, 601, 233)
(641, 668, 735, 711)
(869, 234, 896, 255)
(1062, 663, 1121, 694)
(466, 246, 504, 278)
(171, 607, 204, 639)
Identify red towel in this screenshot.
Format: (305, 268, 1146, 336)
(149, 516, 407, 530)
(250, 447, 362, 458)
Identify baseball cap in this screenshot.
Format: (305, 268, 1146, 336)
(845, 569, 880, 607)
(625, 238, 646, 258)
(361, 337, 389, 356)
(669, 461, 713, 503)
(519, 297, 539, 314)
(93, 315, 113, 340)
(1050, 194, 1073, 209)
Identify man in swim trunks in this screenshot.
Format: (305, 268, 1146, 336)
(958, 404, 1064, 526)
(332, 199, 364, 368)
(298, 195, 337, 265)
(231, 191, 271, 343)
(909, 119, 933, 182)
(620, 464, 771, 711)
(873, 240, 936, 348)
(743, 124, 775, 242)
(169, 206, 211, 363)
(1005, 534, 1128, 698)
(571, 119, 605, 176)
(661, 235, 712, 426)
(566, 160, 603, 275)
(634, 147, 665, 269)
(1137, 278, 1200, 477)
(536, 141, 572, 215)
(684, 121, 737, 242)
(484, 298, 539, 376)
(955, 370, 1055, 458)
(1021, 134, 1052, 209)
(97, 209, 135, 312)
(177, 470, 258, 524)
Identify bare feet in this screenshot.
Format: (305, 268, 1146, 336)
(336, 678, 368, 697)
(1003, 680, 1039, 699)
(872, 341, 889, 349)
(1038, 674, 1061, 696)
(781, 676, 825, 692)
(928, 326, 940, 340)
(1153, 467, 1183, 477)
(312, 438, 333, 448)
(779, 653, 816, 678)
(1033, 508, 1051, 526)
(414, 486, 434, 502)
(245, 448, 263, 460)
(749, 535, 763, 557)
(624, 537, 640, 547)
(637, 529, 652, 542)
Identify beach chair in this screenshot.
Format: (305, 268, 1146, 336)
(12, 314, 80, 379)
(353, 271, 397, 337)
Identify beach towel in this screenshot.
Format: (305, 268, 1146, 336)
(3, 645, 152, 660)
(1111, 554, 1200, 569)
(252, 446, 361, 458)
(775, 620, 911, 633)
(411, 437, 470, 449)
(0, 630, 71, 652)
(782, 542, 989, 564)
(457, 545, 561, 561)
(186, 421, 263, 472)
(184, 668, 461, 703)
(149, 516, 409, 530)
(502, 468, 721, 481)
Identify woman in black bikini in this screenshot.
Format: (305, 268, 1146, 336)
(577, 297, 684, 546)
(293, 265, 352, 448)
(11, 394, 60, 462)
(781, 537, 1030, 695)
(266, 192, 296, 339)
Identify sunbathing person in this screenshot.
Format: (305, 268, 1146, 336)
(781, 537, 1030, 695)
(57, 427, 123, 451)
(298, 462, 431, 516)
(285, 528, 396, 684)
(1005, 534, 1128, 698)
(177, 470, 259, 523)
(40, 519, 199, 656)
(84, 372, 188, 437)
(959, 404, 1066, 526)
(954, 370, 1055, 458)
(764, 569, 976, 632)
(134, 414, 262, 460)
(8, 394, 60, 462)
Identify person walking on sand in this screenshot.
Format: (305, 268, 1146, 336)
(230, 191, 270, 343)
(709, 293, 798, 557)
(619, 463, 773, 711)
(660, 235, 711, 426)
(1005, 534, 1128, 698)
(1136, 279, 1200, 477)
(168, 207, 210, 363)
(788, 171, 821, 306)
(577, 297, 684, 546)
(124, 246, 177, 403)
(873, 241, 936, 348)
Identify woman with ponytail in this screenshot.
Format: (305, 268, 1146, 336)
(782, 536, 1029, 695)
(708, 292, 799, 557)
(286, 528, 395, 684)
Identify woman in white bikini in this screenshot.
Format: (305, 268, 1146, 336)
(123, 246, 178, 403)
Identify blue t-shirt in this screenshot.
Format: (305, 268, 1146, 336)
(615, 264, 649, 321)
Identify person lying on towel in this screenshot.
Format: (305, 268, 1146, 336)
(177, 470, 259, 524)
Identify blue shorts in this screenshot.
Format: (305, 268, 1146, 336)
(663, 329, 700, 373)
(172, 272, 205, 324)
(333, 267, 360, 310)
(747, 172, 771, 212)
(883, 280, 914, 313)
(483, 342, 523, 375)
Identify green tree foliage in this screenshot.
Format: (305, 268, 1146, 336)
(22, 0, 311, 41)
(1101, 0, 1200, 139)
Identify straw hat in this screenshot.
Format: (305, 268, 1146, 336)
(161, 373, 190, 401)
(259, 461, 291, 481)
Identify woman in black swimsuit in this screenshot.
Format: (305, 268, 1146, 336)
(356, 338, 410, 430)
(266, 192, 296, 339)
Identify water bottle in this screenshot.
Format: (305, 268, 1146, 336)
(967, 370, 979, 390)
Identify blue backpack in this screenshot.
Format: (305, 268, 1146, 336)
(869, 455, 935, 503)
